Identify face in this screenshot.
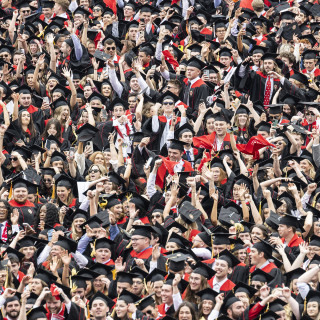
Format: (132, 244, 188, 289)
(117, 282, 131, 296)
(73, 217, 86, 233)
(39, 205, 47, 220)
(140, 11, 151, 23)
(179, 306, 192, 320)
(47, 124, 58, 136)
(20, 110, 31, 126)
(13, 187, 28, 203)
(115, 300, 128, 318)
(206, 118, 215, 133)
(132, 277, 144, 295)
(214, 120, 227, 136)
(56, 186, 71, 203)
(130, 78, 140, 91)
(102, 84, 112, 97)
(214, 259, 230, 279)
(249, 247, 263, 265)
(202, 300, 214, 315)
(235, 292, 249, 309)
(5, 300, 21, 319)
(251, 227, 264, 243)
(180, 132, 193, 146)
(278, 224, 291, 238)
(300, 159, 312, 173)
(46, 298, 62, 314)
(89, 165, 102, 181)
(186, 66, 200, 80)
(314, 221, 320, 237)
(212, 244, 228, 256)
(304, 59, 316, 71)
(216, 27, 226, 39)
(162, 98, 175, 114)
(236, 249, 247, 263)
(0, 202, 8, 222)
(189, 272, 202, 291)
(153, 280, 163, 297)
(228, 301, 245, 319)
(131, 235, 149, 253)
(113, 105, 125, 118)
(52, 160, 63, 171)
(168, 148, 183, 162)
(161, 284, 173, 304)
(104, 41, 116, 56)
(91, 300, 109, 318)
(263, 59, 275, 73)
(128, 96, 138, 113)
(95, 248, 111, 264)
(307, 301, 319, 317)
(30, 278, 44, 294)
(252, 53, 263, 65)
(237, 114, 248, 127)
(19, 93, 32, 107)
(192, 235, 206, 249)
(220, 56, 232, 68)
(151, 211, 163, 225)
(124, 5, 134, 17)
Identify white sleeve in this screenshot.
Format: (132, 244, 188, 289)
(37, 245, 52, 265)
(238, 64, 247, 78)
(192, 248, 212, 259)
(297, 282, 310, 299)
(301, 192, 311, 209)
(155, 42, 163, 61)
(173, 292, 183, 311)
(75, 152, 86, 175)
(208, 310, 220, 320)
(179, 117, 187, 126)
(147, 172, 157, 199)
(109, 68, 123, 97)
(280, 76, 285, 85)
(149, 260, 157, 273)
(137, 76, 150, 95)
(0, 295, 6, 308)
(160, 69, 170, 80)
(65, 301, 72, 313)
(12, 224, 20, 234)
(73, 251, 88, 268)
(152, 115, 160, 132)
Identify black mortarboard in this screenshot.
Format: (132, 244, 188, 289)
(51, 151, 66, 163)
(179, 201, 202, 223)
(73, 5, 90, 16)
(76, 123, 99, 142)
(251, 45, 268, 55)
(269, 298, 287, 313)
(131, 266, 149, 279)
(188, 43, 202, 53)
(34, 268, 57, 285)
(77, 269, 100, 279)
(221, 292, 241, 315)
(302, 49, 318, 60)
(196, 288, 219, 301)
(107, 171, 126, 187)
(51, 96, 69, 111)
(89, 291, 115, 309)
(234, 282, 257, 298)
(168, 139, 187, 151)
(192, 261, 215, 279)
(51, 83, 70, 97)
(55, 174, 75, 189)
(27, 306, 47, 320)
(164, 220, 188, 233)
(216, 249, 240, 268)
(118, 289, 140, 303)
(4, 246, 25, 261)
(88, 91, 107, 104)
(145, 268, 167, 283)
(105, 194, 122, 209)
(285, 268, 305, 286)
(212, 233, 233, 245)
(136, 295, 156, 311)
(187, 56, 207, 70)
(18, 236, 39, 248)
(117, 271, 135, 284)
(256, 121, 271, 133)
(109, 97, 129, 111)
(219, 47, 232, 57)
(251, 268, 273, 283)
(260, 311, 281, 320)
(13, 146, 32, 159)
(278, 213, 301, 228)
(281, 11, 296, 20)
(289, 72, 309, 86)
(129, 192, 150, 212)
(81, 215, 103, 229)
(132, 225, 154, 239)
(159, 90, 179, 104)
(71, 275, 87, 289)
(55, 235, 77, 252)
(252, 236, 277, 259)
(167, 232, 191, 248)
(261, 53, 278, 61)
(94, 237, 114, 250)
(11, 178, 37, 194)
(89, 263, 113, 276)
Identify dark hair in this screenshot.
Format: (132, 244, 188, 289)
(4, 296, 20, 307)
(0, 200, 12, 217)
(174, 302, 198, 320)
(18, 110, 37, 139)
(34, 203, 60, 228)
(168, 79, 183, 93)
(41, 118, 62, 140)
(250, 224, 269, 239)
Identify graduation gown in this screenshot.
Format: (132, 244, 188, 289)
(19, 105, 44, 133)
(249, 262, 283, 288)
(131, 146, 156, 180)
(282, 234, 304, 263)
(229, 262, 250, 285)
(9, 199, 36, 226)
(45, 302, 86, 320)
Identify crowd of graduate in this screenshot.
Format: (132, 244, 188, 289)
(0, 0, 320, 318)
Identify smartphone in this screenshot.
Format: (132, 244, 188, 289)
(151, 65, 156, 70)
(69, 147, 75, 159)
(86, 141, 93, 150)
(45, 140, 51, 150)
(140, 18, 145, 23)
(139, 31, 144, 37)
(23, 223, 32, 230)
(43, 96, 50, 104)
(101, 109, 107, 119)
(145, 157, 153, 169)
(272, 119, 279, 126)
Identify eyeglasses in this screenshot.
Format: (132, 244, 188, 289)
(89, 169, 100, 174)
(131, 237, 146, 242)
(306, 112, 315, 116)
(0, 54, 9, 58)
(93, 8, 101, 11)
(252, 284, 262, 289)
(152, 214, 161, 218)
(21, 10, 31, 13)
(269, 116, 279, 119)
(163, 102, 174, 105)
(275, 141, 284, 146)
(106, 46, 116, 50)
(10, 157, 18, 161)
(133, 280, 143, 285)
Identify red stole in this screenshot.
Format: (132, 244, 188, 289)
(249, 262, 277, 273)
(9, 199, 35, 208)
(281, 233, 304, 248)
(130, 247, 153, 259)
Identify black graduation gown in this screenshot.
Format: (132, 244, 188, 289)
(131, 146, 156, 180)
(9, 199, 37, 226)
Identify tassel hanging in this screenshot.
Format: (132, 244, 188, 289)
(51, 183, 56, 200)
(90, 239, 97, 258)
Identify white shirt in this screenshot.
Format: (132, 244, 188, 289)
(211, 276, 229, 293)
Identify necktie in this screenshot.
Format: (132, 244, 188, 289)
(263, 76, 272, 106)
(183, 81, 191, 106)
(186, 150, 191, 161)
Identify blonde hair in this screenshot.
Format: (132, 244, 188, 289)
(252, 0, 264, 11)
(85, 163, 108, 181)
(89, 152, 108, 168)
(54, 0, 69, 11)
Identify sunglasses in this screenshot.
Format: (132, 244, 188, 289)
(0, 55, 9, 58)
(163, 102, 174, 105)
(93, 8, 101, 11)
(152, 214, 161, 218)
(89, 169, 100, 173)
(106, 46, 116, 50)
(10, 157, 18, 161)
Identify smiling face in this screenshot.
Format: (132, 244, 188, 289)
(13, 187, 28, 203)
(189, 272, 202, 291)
(179, 306, 193, 320)
(115, 299, 128, 318)
(91, 299, 109, 318)
(161, 284, 173, 304)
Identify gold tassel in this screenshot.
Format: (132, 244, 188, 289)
(304, 297, 307, 313)
(211, 235, 214, 259)
(165, 259, 169, 272)
(266, 303, 269, 312)
(51, 183, 56, 200)
(144, 278, 148, 292)
(72, 268, 77, 276)
(87, 302, 90, 319)
(259, 201, 262, 216)
(126, 240, 132, 249)
(312, 192, 320, 206)
(248, 273, 251, 285)
(36, 187, 40, 204)
(90, 239, 97, 257)
(112, 269, 117, 281)
(8, 182, 12, 200)
(71, 282, 78, 293)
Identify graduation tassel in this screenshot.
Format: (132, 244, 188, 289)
(304, 297, 307, 313)
(112, 269, 117, 281)
(36, 187, 40, 204)
(144, 278, 148, 292)
(126, 240, 132, 249)
(266, 303, 269, 312)
(165, 259, 169, 273)
(51, 183, 56, 200)
(8, 182, 12, 200)
(248, 273, 251, 285)
(259, 201, 262, 216)
(91, 239, 97, 258)
(312, 192, 320, 206)
(211, 235, 214, 259)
